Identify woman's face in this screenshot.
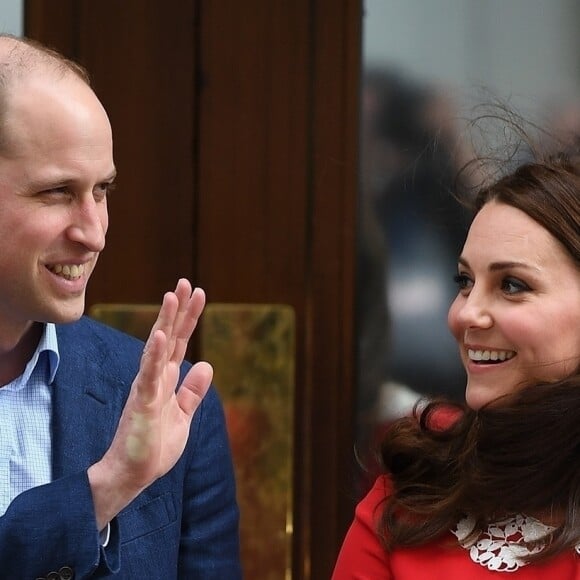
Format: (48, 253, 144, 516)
(448, 200, 580, 409)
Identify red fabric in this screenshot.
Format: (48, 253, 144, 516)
(332, 476, 580, 579)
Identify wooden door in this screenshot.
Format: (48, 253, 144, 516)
(25, 1, 361, 577)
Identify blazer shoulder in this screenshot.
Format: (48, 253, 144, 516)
(56, 316, 144, 378)
(56, 316, 192, 383)
(58, 315, 144, 349)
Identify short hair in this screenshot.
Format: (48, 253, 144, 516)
(0, 33, 90, 88)
(0, 34, 91, 155)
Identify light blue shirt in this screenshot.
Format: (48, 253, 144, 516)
(0, 323, 59, 516)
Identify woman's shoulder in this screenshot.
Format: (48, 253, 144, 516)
(355, 474, 394, 527)
(368, 474, 394, 500)
(332, 476, 395, 579)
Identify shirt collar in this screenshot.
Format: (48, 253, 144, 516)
(2, 323, 60, 392)
(15, 323, 60, 389)
(41, 322, 60, 384)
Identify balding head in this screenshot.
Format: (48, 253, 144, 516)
(0, 35, 93, 156)
(0, 34, 90, 88)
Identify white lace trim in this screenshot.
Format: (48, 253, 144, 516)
(451, 514, 580, 572)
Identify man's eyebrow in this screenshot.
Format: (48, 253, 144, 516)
(29, 168, 118, 189)
(457, 257, 539, 272)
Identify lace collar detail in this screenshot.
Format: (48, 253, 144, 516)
(451, 514, 580, 572)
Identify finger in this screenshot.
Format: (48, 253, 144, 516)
(135, 328, 167, 405)
(171, 287, 206, 365)
(176, 361, 213, 416)
(165, 279, 193, 360)
(148, 290, 180, 352)
(173, 277, 193, 304)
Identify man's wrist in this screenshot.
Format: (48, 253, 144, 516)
(87, 460, 143, 531)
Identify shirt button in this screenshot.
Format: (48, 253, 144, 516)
(59, 567, 74, 580)
(47, 573, 60, 580)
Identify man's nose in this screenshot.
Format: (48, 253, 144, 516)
(66, 197, 108, 251)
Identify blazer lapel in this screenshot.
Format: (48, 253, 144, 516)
(51, 322, 126, 479)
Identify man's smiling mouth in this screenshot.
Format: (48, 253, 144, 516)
(47, 263, 86, 281)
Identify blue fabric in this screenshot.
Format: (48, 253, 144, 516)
(0, 323, 58, 516)
(0, 316, 241, 579)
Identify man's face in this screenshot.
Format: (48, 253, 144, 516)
(0, 73, 115, 339)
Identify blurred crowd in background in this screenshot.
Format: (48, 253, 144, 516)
(355, 64, 580, 483)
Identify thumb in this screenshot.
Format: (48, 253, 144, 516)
(176, 361, 213, 416)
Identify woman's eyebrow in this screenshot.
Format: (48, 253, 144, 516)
(457, 256, 539, 272)
(488, 261, 538, 272)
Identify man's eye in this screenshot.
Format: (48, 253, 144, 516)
(453, 273, 473, 291)
(501, 277, 531, 295)
(94, 182, 116, 201)
(38, 187, 71, 202)
(45, 187, 68, 195)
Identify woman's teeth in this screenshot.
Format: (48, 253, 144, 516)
(468, 349, 515, 363)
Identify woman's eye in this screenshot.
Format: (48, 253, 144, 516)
(501, 277, 531, 295)
(453, 273, 473, 291)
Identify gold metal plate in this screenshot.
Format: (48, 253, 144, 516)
(201, 303, 295, 580)
(89, 302, 295, 579)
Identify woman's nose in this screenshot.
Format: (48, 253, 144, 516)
(456, 292, 493, 329)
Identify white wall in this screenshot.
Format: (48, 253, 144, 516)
(363, 0, 580, 107)
(0, 0, 23, 36)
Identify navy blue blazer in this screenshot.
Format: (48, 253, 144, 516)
(0, 317, 242, 579)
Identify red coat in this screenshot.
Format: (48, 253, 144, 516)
(332, 476, 580, 579)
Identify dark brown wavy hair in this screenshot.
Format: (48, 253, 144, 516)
(377, 153, 580, 563)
